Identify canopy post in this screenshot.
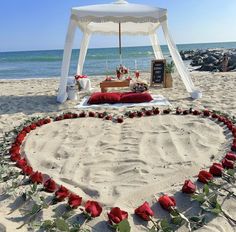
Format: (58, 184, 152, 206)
(149, 32, 164, 59)
(161, 20, 201, 99)
(119, 22, 122, 64)
(57, 16, 77, 103)
(77, 32, 91, 75)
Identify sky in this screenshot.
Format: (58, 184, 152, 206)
(0, 0, 236, 52)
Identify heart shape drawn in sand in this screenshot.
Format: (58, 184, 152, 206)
(22, 111, 228, 206)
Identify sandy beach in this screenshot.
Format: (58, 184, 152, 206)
(0, 71, 236, 231)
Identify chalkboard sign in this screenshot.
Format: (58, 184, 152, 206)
(150, 59, 166, 86)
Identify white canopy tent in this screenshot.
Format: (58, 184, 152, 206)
(57, 0, 201, 103)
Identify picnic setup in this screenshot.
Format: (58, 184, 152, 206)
(56, 0, 202, 105)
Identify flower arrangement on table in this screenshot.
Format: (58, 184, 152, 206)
(74, 74, 88, 90)
(1, 108, 236, 231)
(116, 64, 129, 79)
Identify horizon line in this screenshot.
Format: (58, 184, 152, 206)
(1, 40, 236, 53)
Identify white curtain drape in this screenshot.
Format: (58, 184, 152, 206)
(77, 32, 91, 75)
(161, 20, 195, 93)
(57, 17, 77, 103)
(149, 32, 164, 59)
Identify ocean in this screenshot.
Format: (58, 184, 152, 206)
(0, 42, 236, 80)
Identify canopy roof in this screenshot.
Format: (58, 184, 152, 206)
(57, 0, 202, 103)
(71, 0, 167, 35)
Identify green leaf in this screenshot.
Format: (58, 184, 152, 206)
(203, 184, 209, 196)
(69, 223, 81, 232)
(192, 193, 206, 204)
(201, 204, 211, 212)
(160, 219, 172, 232)
(170, 210, 179, 217)
(32, 183, 37, 192)
(149, 226, 156, 232)
(208, 194, 217, 205)
(55, 218, 69, 231)
(62, 210, 75, 220)
(189, 216, 201, 222)
(171, 216, 183, 225)
(210, 207, 222, 215)
(227, 169, 235, 177)
(117, 219, 131, 232)
(28, 204, 41, 216)
(41, 220, 53, 230)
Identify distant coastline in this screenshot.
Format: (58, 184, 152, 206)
(1, 41, 236, 80)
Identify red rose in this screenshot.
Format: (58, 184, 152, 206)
(176, 108, 182, 115)
(22, 165, 33, 176)
(209, 163, 224, 176)
(128, 112, 136, 118)
(10, 152, 21, 162)
(36, 120, 43, 127)
(16, 158, 27, 169)
(226, 122, 233, 130)
(158, 195, 176, 211)
(211, 113, 218, 119)
(182, 180, 196, 194)
(198, 170, 213, 183)
(117, 117, 124, 123)
(55, 116, 63, 121)
(19, 130, 27, 136)
(89, 112, 96, 117)
(10, 145, 20, 155)
(64, 113, 73, 119)
(108, 207, 128, 224)
(30, 123, 37, 130)
(79, 112, 86, 118)
(203, 110, 210, 117)
(98, 112, 105, 118)
(220, 117, 226, 123)
(30, 171, 43, 184)
(85, 200, 102, 218)
(192, 110, 201, 115)
(134, 202, 154, 221)
(44, 118, 51, 124)
(55, 185, 70, 201)
(23, 126, 31, 133)
(68, 193, 82, 209)
(183, 110, 189, 115)
(137, 111, 144, 117)
(72, 113, 79, 118)
(153, 108, 160, 115)
(231, 144, 236, 152)
(163, 109, 171, 114)
(232, 127, 236, 133)
(222, 158, 234, 169)
(105, 115, 112, 120)
(145, 110, 153, 116)
(15, 133, 26, 144)
(225, 152, 236, 161)
(44, 178, 57, 192)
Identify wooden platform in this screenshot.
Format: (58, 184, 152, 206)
(100, 80, 130, 92)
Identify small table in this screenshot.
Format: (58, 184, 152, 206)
(100, 80, 130, 92)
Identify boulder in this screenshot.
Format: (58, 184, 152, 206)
(197, 63, 219, 72)
(180, 48, 236, 72)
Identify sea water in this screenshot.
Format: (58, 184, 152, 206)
(0, 42, 236, 80)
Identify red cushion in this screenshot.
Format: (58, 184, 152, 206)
(120, 92, 153, 103)
(88, 92, 121, 105)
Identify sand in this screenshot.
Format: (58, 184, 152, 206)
(0, 71, 236, 231)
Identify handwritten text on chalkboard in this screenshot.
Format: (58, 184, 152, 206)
(151, 59, 166, 85)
